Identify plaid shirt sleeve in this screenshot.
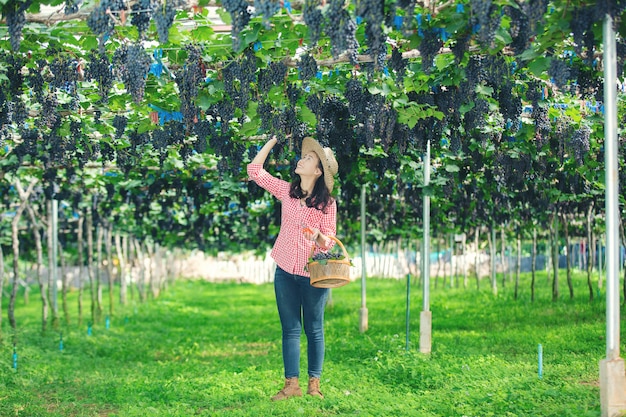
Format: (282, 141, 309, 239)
(246, 163, 289, 201)
(317, 199, 337, 251)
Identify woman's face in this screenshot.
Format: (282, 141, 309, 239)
(295, 151, 323, 179)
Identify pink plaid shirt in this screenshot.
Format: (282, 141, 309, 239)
(247, 163, 336, 277)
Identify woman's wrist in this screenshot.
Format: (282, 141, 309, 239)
(315, 233, 328, 249)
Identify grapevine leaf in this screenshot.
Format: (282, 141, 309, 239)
(238, 26, 261, 52)
(137, 119, 154, 134)
(216, 8, 231, 24)
(434, 53, 455, 71)
(422, 184, 436, 196)
(444, 163, 460, 173)
(528, 57, 551, 77)
(459, 102, 474, 114)
(197, 91, 218, 110)
(475, 84, 494, 96)
(367, 82, 392, 96)
(495, 27, 512, 46)
(108, 95, 128, 112)
(191, 26, 215, 41)
(518, 48, 539, 61)
(393, 101, 438, 128)
(299, 105, 317, 127)
(239, 118, 259, 137)
(360, 144, 387, 158)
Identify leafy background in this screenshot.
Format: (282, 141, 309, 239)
(1, 0, 625, 254)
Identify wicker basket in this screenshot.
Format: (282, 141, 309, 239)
(307, 236, 351, 288)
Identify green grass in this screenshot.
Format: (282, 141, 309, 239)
(0, 271, 612, 416)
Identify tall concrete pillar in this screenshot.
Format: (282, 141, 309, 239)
(600, 14, 626, 417)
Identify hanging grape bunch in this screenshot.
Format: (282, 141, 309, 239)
(112, 43, 152, 104)
(100, 139, 116, 164)
(42, 126, 75, 165)
(43, 168, 59, 199)
(417, 26, 442, 74)
(131, 0, 155, 39)
(272, 107, 297, 140)
(222, 0, 251, 50)
(498, 81, 522, 126)
(357, 0, 387, 68)
(193, 121, 211, 153)
(343, 78, 366, 118)
(286, 83, 300, 106)
(64, 0, 82, 15)
(257, 61, 287, 94)
(64, 119, 81, 160)
(39, 93, 59, 129)
(223, 47, 257, 112)
(470, 0, 501, 48)
(153, 0, 184, 44)
(49, 55, 80, 109)
(326, 0, 359, 64)
(12, 129, 39, 165)
(215, 100, 235, 133)
(112, 115, 128, 139)
(2, 54, 28, 128)
(504, 5, 530, 55)
(525, 0, 548, 30)
(388, 47, 407, 84)
(87, 0, 125, 43)
(176, 44, 205, 129)
(28, 59, 47, 106)
(298, 53, 318, 81)
(531, 105, 550, 150)
(257, 100, 275, 133)
(85, 49, 114, 104)
(569, 125, 591, 165)
(77, 130, 95, 169)
(221, 61, 248, 114)
(303, 0, 324, 45)
(254, 0, 280, 29)
(548, 58, 571, 91)
(551, 117, 572, 162)
(570, 6, 595, 60)
(3, 0, 31, 52)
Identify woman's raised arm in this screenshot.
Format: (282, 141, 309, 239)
(250, 137, 278, 166)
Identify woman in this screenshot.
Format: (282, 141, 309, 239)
(247, 136, 338, 401)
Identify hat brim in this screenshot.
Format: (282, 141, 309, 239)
(301, 137, 335, 193)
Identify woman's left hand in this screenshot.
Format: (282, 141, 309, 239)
(303, 227, 329, 249)
(302, 227, 320, 242)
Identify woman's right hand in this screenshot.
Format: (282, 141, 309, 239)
(251, 135, 278, 165)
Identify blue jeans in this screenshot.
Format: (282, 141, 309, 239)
(274, 266, 329, 379)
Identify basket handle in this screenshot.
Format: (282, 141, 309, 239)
(309, 235, 349, 261)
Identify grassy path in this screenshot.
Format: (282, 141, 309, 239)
(0, 274, 605, 416)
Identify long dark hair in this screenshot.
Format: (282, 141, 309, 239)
(289, 162, 333, 212)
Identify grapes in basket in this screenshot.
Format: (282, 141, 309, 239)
(309, 251, 346, 264)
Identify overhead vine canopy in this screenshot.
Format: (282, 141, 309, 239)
(0, 0, 625, 251)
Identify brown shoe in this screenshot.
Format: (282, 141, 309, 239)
(307, 377, 324, 399)
(271, 377, 302, 401)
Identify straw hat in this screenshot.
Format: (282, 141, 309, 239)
(301, 137, 338, 193)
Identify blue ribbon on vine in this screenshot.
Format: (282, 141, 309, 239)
(149, 104, 183, 125)
(149, 48, 170, 78)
